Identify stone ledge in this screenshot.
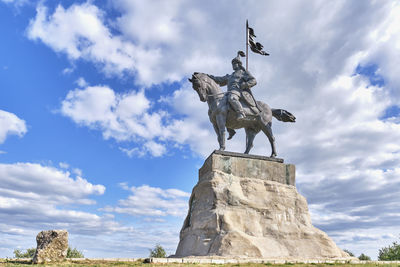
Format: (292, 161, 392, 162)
(213, 150, 284, 163)
(199, 150, 295, 186)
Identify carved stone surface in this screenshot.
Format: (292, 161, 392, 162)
(175, 151, 350, 259)
(201, 150, 293, 185)
(33, 230, 68, 264)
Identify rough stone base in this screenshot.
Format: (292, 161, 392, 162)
(174, 151, 351, 259)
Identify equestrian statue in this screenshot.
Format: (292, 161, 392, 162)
(189, 51, 295, 157)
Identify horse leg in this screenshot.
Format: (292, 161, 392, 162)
(211, 121, 221, 148)
(258, 119, 277, 158)
(244, 128, 256, 154)
(216, 114, 226, 150)
(264, 122, 277, 157)
(212, 123, 225, 151)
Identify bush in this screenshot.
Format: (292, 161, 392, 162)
(149, 244, 167, 258)
(67, 247, 84, 258)
(13, 248, 36, 258)
(343, 249, 354, 257)
(13, 246, 84, 259)
(358, 253, 371, 260)
(378, 240, 400, 261)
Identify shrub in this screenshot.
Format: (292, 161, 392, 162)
(149, 244, 167, 258)
(378, 240, 400, 261)
(13, 246, 84, 259)
(13, 248, 36, 258)
(67, 247, 84, 258)
(358, 253, 371, 260)
(343, 249, 354, 257)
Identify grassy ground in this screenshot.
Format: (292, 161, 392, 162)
(1, 259, 400, 267)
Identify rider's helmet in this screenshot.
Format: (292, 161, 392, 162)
(231, 51, 246, 70)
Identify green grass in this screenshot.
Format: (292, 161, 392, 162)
(1, 259, 400, 267)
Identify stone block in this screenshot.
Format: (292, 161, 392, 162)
(152, 258, 168, 263)
(167, 258, 183, 263)
(182, 257, 212, 263)
(211, 258, 225, 264)
(32, 230, 68, 264)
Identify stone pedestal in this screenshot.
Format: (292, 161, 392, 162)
(174, 151, 350, 259)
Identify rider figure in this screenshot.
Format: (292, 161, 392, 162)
(209, 52, 257, 120)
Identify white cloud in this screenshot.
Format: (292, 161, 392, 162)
(118, 182, 130, 190)
(116, 90, 150, 117)
(66, 222, 181, 258)
(59, 162, 69, 169)
(26, 1, 229, 85)
(102, 184, 190, 217)
(60, 85, 156, 141)
(1, 0, 27, 6)
(0, 162, 185, 258)
(114, 0, 182, 46)
(72, 168, 83, 176)
(0, 162, 104, 205)
(76, 77, 88, 87)
(62, 67, 74, 75)
(58, 162, 83, 177)
(0, 110, 27, 144)
(144, 141, 166, 157)
(26, 2, 161, 85)
(61, 86, 117, 127)
(0, 162, 140, 255)
(61, 84, 210, 157)
(120, 141, 167, 158)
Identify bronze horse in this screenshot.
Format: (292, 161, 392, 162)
(189, 72, 295, 157)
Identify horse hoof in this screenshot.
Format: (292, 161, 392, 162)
(227, 130, 236, 140)
(219, 148, 225, 151)
(270, 153, 277, 158)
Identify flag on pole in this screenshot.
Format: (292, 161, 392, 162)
(247, 23, 269, 56)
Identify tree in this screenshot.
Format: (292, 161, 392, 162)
(358, 253, 371, 260)
(378, 240, 400, 261)
(67, 247, 84, 258)
(343, 249, 354, 257)
(13, 248, 36, 258)
(149, 244, 167, 258)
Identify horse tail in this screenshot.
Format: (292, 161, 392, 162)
(271, 109, 296, 122)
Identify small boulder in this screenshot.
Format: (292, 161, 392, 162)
(32, 230, 68, 264)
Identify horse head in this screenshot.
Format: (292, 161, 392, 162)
(189, 72, 207, 102)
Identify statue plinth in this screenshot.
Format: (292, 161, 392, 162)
(200, 150, 294, 186)
(175, 151, 350, 259)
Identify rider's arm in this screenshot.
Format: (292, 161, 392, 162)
(240, 71, 257, 90)
(209, 74, 229, 87)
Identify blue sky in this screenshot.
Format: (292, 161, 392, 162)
(1, 0, 400, 260)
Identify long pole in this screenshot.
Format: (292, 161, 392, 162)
(245, 20, 260, 113)
(246, 19, 249, 71)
